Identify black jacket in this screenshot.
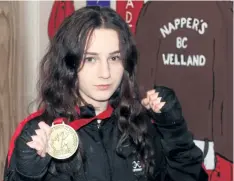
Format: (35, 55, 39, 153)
(4, 105, 208, 181)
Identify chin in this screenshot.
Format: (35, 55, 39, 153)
(93, 92, 114, 101)
(94, 96, 111, 102)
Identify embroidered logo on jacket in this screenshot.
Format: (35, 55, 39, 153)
(132, 161, 143, 172)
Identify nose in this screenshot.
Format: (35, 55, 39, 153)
(98, 60, 111, 79)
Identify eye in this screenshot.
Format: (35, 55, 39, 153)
(84, 57, 96, 63)
(110, 55, 121, 61)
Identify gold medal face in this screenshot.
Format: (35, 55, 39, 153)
(48, 122, 79, 159)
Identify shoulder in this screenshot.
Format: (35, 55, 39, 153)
(16, 109, 45, 133)
(9, 109, 45, 148)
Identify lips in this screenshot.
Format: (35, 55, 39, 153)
(95, 84, 111, 90)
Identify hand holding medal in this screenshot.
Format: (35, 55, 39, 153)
(26, 121, 52, 158)
(27, 119, 79, 160)
(26, 105, 113, 160)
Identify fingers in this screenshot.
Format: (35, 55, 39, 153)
(141, 89, 166, 113)
(149, 93, 161, 104)
(38, 121, 51, 138)
(27, 136, 46, 157)
(35, 129, 47, 146)
(141, 97, 150, 109)
(141, 89, 156, 109)
(146, 89, 156, 97)
(152, 102, 165, 113)
(27, 121, 51, 157)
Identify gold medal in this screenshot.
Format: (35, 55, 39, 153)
(48, 122, 79, 159)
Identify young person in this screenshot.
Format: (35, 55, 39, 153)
(3, 6, 208, 181)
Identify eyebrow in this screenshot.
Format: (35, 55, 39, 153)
(84, 50, 121, 56)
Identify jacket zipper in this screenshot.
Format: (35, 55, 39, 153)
(98, 127, 113, 181)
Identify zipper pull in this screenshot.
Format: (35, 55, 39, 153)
(97, 119, 102, 129)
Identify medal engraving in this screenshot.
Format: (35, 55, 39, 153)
(48, 122, 79, 159)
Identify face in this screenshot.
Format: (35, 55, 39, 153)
(78, 28, 124, 107)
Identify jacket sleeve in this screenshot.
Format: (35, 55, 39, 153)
(148, 86, 208, 181)
(4, 157, 71, 181)
(4, 154, 72, 181)
(154, 118, 208, 181)
(3, 118, 51, 181)
(3, 149, 48, 181)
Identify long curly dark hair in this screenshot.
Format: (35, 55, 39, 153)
(37, 6, 156, 179)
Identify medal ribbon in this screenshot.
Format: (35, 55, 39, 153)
(53, 104, 113, 130)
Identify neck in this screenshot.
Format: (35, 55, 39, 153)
(79, 100, 108, 115)
(78, 91, 109, 115)
(94, 102, 108, 115)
